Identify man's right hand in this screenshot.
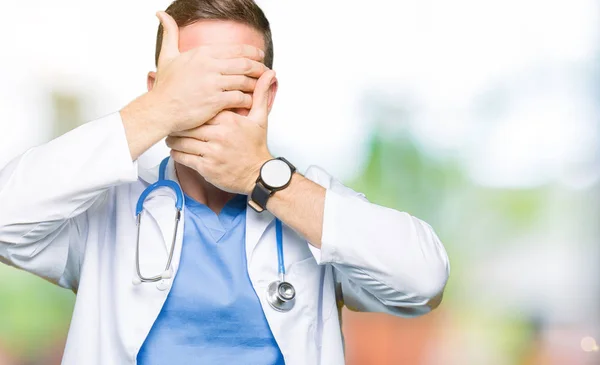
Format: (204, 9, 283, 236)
(120, 11, 268, 160)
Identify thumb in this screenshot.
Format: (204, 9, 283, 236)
(156, 11, 180, 67)
(248, 70, 276, 127)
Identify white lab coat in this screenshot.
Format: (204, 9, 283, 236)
(0, 113, 449, 365)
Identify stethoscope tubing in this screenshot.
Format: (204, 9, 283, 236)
(133, 157, 295, 311)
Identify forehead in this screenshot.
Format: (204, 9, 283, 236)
(178, 20, 265, 53)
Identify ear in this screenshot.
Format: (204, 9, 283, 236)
(147, 71, 157, 92)
(267, 77, 279, 114)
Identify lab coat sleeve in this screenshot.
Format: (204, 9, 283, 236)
(0, 113, 138, 290)
(304, 166, 450, 317)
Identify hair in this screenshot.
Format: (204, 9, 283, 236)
(155, 0, 273, 68)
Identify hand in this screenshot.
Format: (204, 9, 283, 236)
(166, 70, 277, 194)
(118, 11, 267, 160)
(147, 11, 268, 134)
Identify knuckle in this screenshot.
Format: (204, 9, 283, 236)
(242, 93, 252, 107)
(213, 94, 227, 108)
(259, 64, 268, 75)
(244, 77, 255, 90)
(241, 77, 250, 89)
(253, 46, 262, 60)
(232, 90, 245, 105)
(242, 59, 253, 72)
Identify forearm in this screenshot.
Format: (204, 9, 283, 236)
(320, 189, 449, 306)
(266, 165, 449, 314)
(120, 92, 172, 161)
(0, 114, 138, 243)
(266, 173, 326, 247)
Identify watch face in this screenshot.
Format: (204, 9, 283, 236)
(261, 159, 292, 189)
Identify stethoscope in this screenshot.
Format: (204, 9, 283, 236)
(133, 157, 296, 312)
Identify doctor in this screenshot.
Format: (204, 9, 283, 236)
(0, 0, 449, 364)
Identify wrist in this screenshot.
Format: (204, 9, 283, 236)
(245, 154, 273, 195)
(121, 92, 173, 137)
(120, 93, 174, 160)
(247, 157, 297, 212)
(144, 91, 179, 136)
(265, 172, 301, 211)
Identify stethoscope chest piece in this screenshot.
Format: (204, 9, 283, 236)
(267, 280, 296, 312)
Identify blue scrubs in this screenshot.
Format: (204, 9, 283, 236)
(137, 194, 285, 365)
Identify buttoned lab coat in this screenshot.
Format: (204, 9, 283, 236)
(0, 113, 449, 365)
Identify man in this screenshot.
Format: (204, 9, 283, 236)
(0, 0, 449, 364)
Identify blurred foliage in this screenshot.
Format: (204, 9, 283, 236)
(345, 97, 560, 364)
(0, 265, 74, 361)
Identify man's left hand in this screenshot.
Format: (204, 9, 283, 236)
(167, 70, 277, 194)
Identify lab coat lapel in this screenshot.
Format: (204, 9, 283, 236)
(245, 205, 275, 267)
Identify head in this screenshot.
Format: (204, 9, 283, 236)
(147, 0, 277, 116)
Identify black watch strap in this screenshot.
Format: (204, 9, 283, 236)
(277, 157, 297, 175)
(248, 181, 271, 213)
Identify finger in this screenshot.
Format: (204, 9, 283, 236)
(248, 70, 277, 125)
(156, 11, 180, 66)
(171, 150, 205, 172)
(166, 136, 210, 157)
(219, 91, 253, 110)
(170, 124, 221, 140)
(218, 58, 268, 78)
(207, 110, 239, 126)
(218, 75, 258, 92)
(203, 44, 265, 62)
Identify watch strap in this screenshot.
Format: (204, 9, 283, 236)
(249, 181, 272, 213)
(278, 157, 297, 175)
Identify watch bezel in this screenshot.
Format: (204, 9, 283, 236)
(260, 158, 293, 190)
(249, 157, 297, 213)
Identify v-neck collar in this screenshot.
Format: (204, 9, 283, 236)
(184, 193, 246, 243)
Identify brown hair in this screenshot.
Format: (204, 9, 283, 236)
(155, 0, 273, 68)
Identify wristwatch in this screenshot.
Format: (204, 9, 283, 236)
(248, 157, 296, 213)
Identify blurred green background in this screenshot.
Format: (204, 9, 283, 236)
(0, 0, 598, 364)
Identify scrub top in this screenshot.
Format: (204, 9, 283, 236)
(137, 194, 285, 365)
